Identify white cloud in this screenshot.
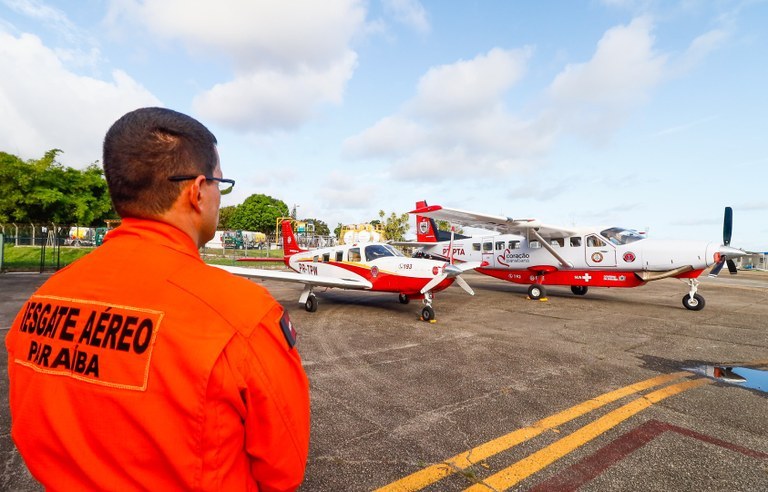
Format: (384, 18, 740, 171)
(548, 16, 667, 139)
(345, 17, 680, 183)
(343, 47, 539, 178)
(108, 0, 367, 132)
(193, 51, 357, 131)
(382, 0, 430, 33)
(0, 31, 160, 167)
(317, 170, 378, 210)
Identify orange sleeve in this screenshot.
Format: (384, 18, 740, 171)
(228, 303, 310, 491)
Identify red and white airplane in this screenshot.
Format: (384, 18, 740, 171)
(215, 220, 481, 321)
(403, 201, 745, 311)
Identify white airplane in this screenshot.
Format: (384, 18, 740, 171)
(401, 201, 746, 311)
(215, 220, 481, 321)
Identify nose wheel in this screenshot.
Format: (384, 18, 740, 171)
(420, 292, 435, 321)
(682, 279, 705, 311)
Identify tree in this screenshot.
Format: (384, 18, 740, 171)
(0, 150, 115, 225)
(229, 194, 289, 233)
(436, 219, 463, 235)
(301, 218, 330, 236)
(378, 210, 410, 242)
(218, 205, 237, 229)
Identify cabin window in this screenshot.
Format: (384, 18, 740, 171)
(322, 253, 330, 262)
(312, 255, 319, 263)
(529, 240, 541, 249)
(495, 241, 505, 250)
(569, 237, 581, 247)
(483, 242, 493, 252)
(472, 243, 481, 251)
(550, 238, 564, 247)
(508, 240, 520, 250)
(586, 236, 606, 247)
(335, 251, 343, 261)
(365, 244, 395, 261)
(348, 248, 361, 262)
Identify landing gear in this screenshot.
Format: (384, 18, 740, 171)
(420, 291, 435, 321)
(682, 279, 705, 311)
(682, 293, 705, 311)
(528, 284, 546, 300)
(571, 285, 588, 296)
(398, 293, 410, 304)
(304, 294, 318, 312)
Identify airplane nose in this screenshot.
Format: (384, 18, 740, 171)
(705, 243, 746, 266)
(718, 245, 747, 258)
(443, 264, 462, 277)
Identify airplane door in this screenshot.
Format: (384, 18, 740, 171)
(585, 235, 616, 267)
(481, 237, 495, 267)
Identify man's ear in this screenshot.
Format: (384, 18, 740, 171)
(187, 176, 206, 213)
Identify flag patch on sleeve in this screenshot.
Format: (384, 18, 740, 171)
(279, 311, 297, 349)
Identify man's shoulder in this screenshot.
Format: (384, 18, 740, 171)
(168, 262, 280, 333)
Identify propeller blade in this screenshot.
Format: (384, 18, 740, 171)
(420, 273, 447, 294)
(723, 206, 733, 246)
(453, 275, 474, 296)
(708, 260, 725, 277)
(726, 259, 738, 274)
(448, 226, 455, 265)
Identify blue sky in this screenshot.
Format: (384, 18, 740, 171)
(1, 0, 766, 251)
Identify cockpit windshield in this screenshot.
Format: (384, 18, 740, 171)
(600, 227, 645, 246)
(364, 244, 404, 261)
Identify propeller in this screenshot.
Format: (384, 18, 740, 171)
(420, 226, 475, 295)
(709, 206, 739, 277)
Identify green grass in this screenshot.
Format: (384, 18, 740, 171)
(2, 243, 285, 272)
(2, 244, 93, 271)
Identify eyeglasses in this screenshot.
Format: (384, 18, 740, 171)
(168, 175, 236, 195)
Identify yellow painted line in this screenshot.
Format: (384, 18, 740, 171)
(375, 371, 690, 492)
(465, 378, 713, 491)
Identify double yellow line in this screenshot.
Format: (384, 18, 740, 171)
(376, 372, 711, 492)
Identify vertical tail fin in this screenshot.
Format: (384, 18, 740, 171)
(415, 200, 439, 243)
(281, 220, 305, 265)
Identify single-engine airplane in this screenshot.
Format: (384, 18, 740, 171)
(402, 201, 745, 311)
(215, 220, 481, 321)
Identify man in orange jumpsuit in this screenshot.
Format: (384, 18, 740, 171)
(6, 107, 310, 491)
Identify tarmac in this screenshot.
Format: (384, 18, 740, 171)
(2, 270, 767, 491)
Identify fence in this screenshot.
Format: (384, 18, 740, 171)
(0, 223, 96, 273)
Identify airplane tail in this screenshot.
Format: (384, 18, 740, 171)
(415, 200, 440, 243)
(281, 220, 305, 265)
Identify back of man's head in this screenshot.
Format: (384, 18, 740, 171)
(103, 107, 218, 218)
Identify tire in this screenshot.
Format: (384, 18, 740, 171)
(528, 284, 545, 300)
(305, 295, 318, 313)
(571, 285, 588, 296)
(682, 293, 705, 311)
(421, 305, 435, 321)
(398, 294, 410, 304)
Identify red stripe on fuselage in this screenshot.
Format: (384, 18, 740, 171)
(296, 261, 454, 295)
(476, 267, 706, 288)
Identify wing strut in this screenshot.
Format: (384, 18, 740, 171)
(530, 229, 573, 268)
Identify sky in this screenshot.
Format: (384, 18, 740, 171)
(1, 0, 767, 251)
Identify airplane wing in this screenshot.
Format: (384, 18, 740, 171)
(213, 265, 373, 290)
(410, 204, 577, 238)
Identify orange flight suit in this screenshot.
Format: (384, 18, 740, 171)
(6, 218, 310, 491)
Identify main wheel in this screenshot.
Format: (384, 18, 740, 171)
(571, 285, 588, 296)
(682, 293, 705, 311)
(398, 293, 410, 304)
(528, 284, 545, 300)
(421, 305, 435, 321)
(305, 294, 318, 312)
